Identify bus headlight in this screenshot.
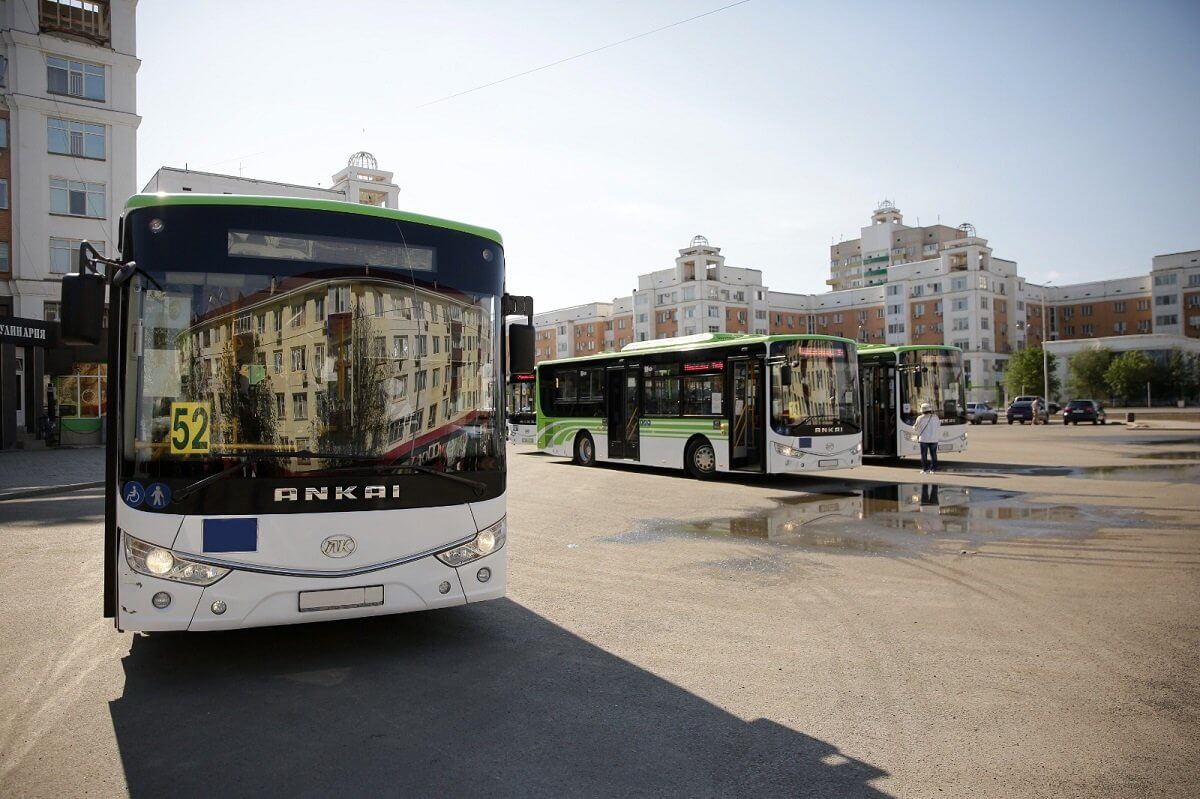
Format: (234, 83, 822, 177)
(773, 442, 807, 458)
(123, 533, 230, 586)
(436, 517, 506, 567)
(853, 441, 863, 455)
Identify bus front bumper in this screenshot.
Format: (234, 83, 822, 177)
(117, 548, 506, 632)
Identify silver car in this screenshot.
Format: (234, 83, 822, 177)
(966, 401, 998, 424)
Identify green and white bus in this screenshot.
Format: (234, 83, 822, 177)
(857, 344, 968, 458)
(536, 333, 862, 478)
(58, 194, 534, 632)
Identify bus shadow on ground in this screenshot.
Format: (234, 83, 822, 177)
(110, 600, 891, 798)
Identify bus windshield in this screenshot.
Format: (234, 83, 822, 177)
(899, 349, 966, 425)
(129, 273, 501, 476)
(768, 340, 861, 435)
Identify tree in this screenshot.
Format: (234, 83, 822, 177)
(1104, 350, 1154, 405)
(314, 299, 388, 461)
(1004, 347, 1059, 401)
(1067, 347, 1113, 399)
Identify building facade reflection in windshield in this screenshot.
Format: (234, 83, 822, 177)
(768, 339, 861, 435)
(130, 273, 500, 477)
(899, 349, 966, 425)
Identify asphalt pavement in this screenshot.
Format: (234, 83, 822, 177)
(0, 425, 1198, 798)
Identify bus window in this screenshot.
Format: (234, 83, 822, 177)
(683, 374, 722, 416)
(643, 364, 681, 416)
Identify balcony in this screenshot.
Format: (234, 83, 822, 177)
(40, 0, 110, 45)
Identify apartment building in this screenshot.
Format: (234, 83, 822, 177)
(0, 0, 139, 445)
(143, 151, 400, 209)
(828, 201, 967, 291)
(1149, 250, 1200, 338)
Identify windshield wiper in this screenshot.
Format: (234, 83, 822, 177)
(791, 415, 862, 431)
(171, 450, 381, 502)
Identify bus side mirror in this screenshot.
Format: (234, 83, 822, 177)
(59, 271, 106, 346)
(780, 365, 793, 386)
(509, 323, 535, 375)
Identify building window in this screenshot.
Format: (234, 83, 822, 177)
(292, 393, 308, 420)
(0, 119, 7, 149)
(50, 237, 103, 273)
(1154, 274, 1177, 286)
(47, 118, 106, 159)
(1155, 315, 1178, 326)
(0, 242, 10, 274)
(1138, 319, 1150, 332)
(0, 179, 8, 209)
(273, 351, 283, 374)
(275, 393, 286, 418)
(1137, 299, 1150, 311)
(1114, 301, 1125, 313)
(49, 178, 105, 217)
(291, 346, 306, 372)
(0, 55, 7, 87)
(47, 56, 105, 101)
(290, 303, 306, 327)
(1155, 294, 1177, 306)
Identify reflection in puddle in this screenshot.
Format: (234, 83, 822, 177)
(1129, 451, 1200, 461)
(940, 462, 1200, 481)
(612, 484, 1140, 555)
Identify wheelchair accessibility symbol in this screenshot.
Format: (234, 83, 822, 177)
(123, 481, 145, 508)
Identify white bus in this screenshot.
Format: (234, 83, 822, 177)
(858, 344, 968, 458)
(59, 194, 534, 631)
(537, 333, 862, 478)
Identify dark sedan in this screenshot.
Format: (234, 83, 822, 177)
(1063, 399, 1107, 425)
(1006, 400, 1048, 424)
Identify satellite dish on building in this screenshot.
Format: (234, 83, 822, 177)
(348, 151, 378, 170)
(690, 235, 709, 247)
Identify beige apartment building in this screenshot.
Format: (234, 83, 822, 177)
(534, 204, 1199, 405)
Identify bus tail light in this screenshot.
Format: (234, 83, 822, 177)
(435, 517, 506, 567)
(123, 533, 231, 586)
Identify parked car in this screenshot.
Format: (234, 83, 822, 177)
(1063, 399, 1107, 425)
(966, 402, 998, 424)
(1007, 400, 1048, 424)
(1012, 395, 1059, 415)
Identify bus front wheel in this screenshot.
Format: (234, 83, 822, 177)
(685, 437, 717, 480)
(573, 432, 596, 466)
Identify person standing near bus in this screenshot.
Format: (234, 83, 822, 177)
(916, 402, 941, 473)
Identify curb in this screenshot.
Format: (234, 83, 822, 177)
(0, 481, 104, 502)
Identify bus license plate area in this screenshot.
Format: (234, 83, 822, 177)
(298, 585, 384, 612)
(938, 443, 953, 452)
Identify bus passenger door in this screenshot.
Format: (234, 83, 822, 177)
(728, 357, 763, 472)
(861, 363, 895, 457)
(607, 365, 641, 460)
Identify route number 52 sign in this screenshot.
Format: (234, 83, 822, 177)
(169, 402, 211, 454)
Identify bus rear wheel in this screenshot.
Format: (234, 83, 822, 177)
(573, 432, 596, 466)
(685, 438, 717, 480)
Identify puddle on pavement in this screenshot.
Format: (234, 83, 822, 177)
(610, 484, 1144, 556)
(938, 462, 1200, 481)
(1129, 451, 1200, 461)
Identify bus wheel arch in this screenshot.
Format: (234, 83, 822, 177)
(685, 435, 717, 479)
(573, 431, 596, 466)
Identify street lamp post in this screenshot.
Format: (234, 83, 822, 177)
(1042, 283, 1051, 409)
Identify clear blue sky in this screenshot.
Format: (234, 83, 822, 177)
(136, 0, 1200, 309)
